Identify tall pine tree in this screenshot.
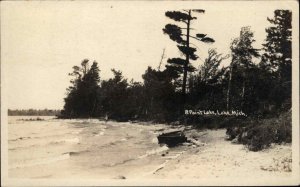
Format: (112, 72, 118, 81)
(260, 10, 292, 82)
(163, 9, 214, 113)
(61, 59, 101, 118)
(260, 10, 292, 110)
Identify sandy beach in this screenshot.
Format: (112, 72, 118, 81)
(8, 116, 292, 180)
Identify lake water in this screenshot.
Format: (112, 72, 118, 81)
(7, 116, 186, 179)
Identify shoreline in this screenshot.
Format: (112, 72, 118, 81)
(7, 117, 292, 180)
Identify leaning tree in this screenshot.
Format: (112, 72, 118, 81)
(163, 9, 214, 112)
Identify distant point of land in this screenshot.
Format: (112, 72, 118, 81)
(8, 109, 61, 116)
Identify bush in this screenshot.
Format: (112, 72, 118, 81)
(274, 111, 292, 143)
(184, 116, 247, 129)
(226, 111, 291, 151)
(240, 125, 276, 151)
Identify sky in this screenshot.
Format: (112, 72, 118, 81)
(1, 1, 296, 110)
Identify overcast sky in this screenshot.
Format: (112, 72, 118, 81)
(1, 1, 295, 110)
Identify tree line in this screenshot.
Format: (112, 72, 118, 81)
(8, 109, 61, 116)
(60, 9, 292, 124)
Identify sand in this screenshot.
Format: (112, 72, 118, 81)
(152, 129, 292, 179)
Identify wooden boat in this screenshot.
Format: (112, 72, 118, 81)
(157, 130, 187, 147)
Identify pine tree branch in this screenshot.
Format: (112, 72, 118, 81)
(181, 34, 202, 42)
(180, 28, 195, 30)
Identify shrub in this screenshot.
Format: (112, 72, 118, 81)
(241, 125, 276, 151)
(226, 111, 291, 151)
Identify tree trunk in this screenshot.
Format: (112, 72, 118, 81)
(226, 63, 233, 110)
(90, 97, 97, 117)
(158, 48, 166, 71)
(241, 74, 245, 108)
(181, 10, 191, 113)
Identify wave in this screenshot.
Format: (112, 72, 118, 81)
(9, 153, 70, 169)
(100, 145, 169, 168)
(94, 131, 105, 136)
(9, 137, 80, 151)
(8, 130, 82, 142)
(102, 158, 136, 167)
(8, 136, 31, 142)
(63, 150, 90, 157)
(8, 144, 39, 151)
(49, 137, 80, 144)
(138, 145, 169, 159)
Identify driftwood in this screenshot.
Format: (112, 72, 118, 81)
(157, 130, 188, 147)
(189, 138, 206, 146)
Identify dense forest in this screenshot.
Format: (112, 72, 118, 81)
(59, 10, 292, 151)
(8, 109, 61, 116)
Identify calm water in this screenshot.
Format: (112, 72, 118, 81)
(8, 116, 186, 179)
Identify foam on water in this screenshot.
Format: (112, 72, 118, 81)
(138, 145, 169, 159)
(152, 137, 158, 144)
(64, 137, 80, 143)
(95, 131, 105, 136)
(99, 131, 105, 135)
(48, 137, 80, 145)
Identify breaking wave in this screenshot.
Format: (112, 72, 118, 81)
(138, 145, 169, 159)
